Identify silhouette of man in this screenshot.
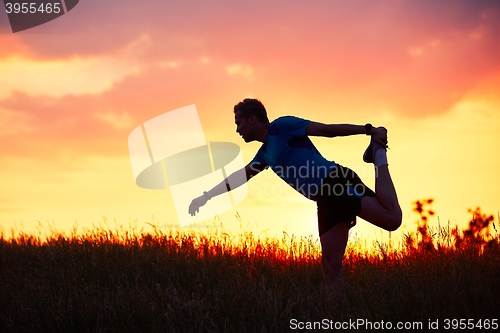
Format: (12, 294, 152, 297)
(189, 98, 402, 294)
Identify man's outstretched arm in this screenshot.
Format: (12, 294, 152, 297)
(188, 162, 265, 216)
(306, 121, 388, 147)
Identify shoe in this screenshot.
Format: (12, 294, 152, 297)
(363, 140, 387, 163)
(363, 141, 376, 163)
(363, 127, 388, 163)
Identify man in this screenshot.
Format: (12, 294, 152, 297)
(189, 98, 402, 293)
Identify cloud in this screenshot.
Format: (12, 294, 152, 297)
(0, 106, 36, 136)
(0, 0, 498, 141)
(0, 35, 32, 58)
(226, 64, 254, 81)
(200, 57, 211, 64)
(94, 111, 134, 129)
(0, 56, 138, 99)
(0, 56, 255, 160)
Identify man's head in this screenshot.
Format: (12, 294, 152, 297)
(234, 98, 269, 143)
(233, 98, 269, 123)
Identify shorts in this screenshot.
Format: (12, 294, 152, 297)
(313, 164, 375, 236)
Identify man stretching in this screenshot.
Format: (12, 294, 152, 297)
(189, 98, 402, 293)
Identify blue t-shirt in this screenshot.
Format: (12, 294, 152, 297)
(250, 116, 337, 199)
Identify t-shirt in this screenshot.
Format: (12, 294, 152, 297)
(249, 116, 337, 199)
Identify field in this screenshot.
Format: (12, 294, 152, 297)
(1, 203, 499, 332)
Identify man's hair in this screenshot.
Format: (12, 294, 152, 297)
(233, 98, 269, 123)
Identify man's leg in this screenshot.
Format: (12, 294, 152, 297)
(359, 127, 402, 230)
(358, 164, 402, 231)
(320, 221, 351, 294)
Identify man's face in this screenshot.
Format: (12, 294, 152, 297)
(234, 112, 255, 143)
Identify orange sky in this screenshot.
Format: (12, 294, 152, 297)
(1, 1, 499, 246)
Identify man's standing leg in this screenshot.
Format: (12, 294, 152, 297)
(320, 221, 352, 295)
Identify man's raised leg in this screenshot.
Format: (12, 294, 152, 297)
(358, 151, 402, 231)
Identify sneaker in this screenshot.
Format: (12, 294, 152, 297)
(362, 141, 378, 163)
(363, 139, 388, 164)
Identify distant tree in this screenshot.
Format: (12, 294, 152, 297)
(453, 207, 496, 251)
(465, 207, 494, 238)
(406, 200, 498, 253)
(406, 198, 435, 252)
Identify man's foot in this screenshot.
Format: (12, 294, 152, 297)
(363, 141, 387, 163)
(363, 127, 388, 164)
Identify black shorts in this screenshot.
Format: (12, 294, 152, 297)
(313, 165, 376, 236)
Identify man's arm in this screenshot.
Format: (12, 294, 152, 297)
(188, 162, 266, 216)
(204, 163, 263, 199)
(306, 121, 388, 147)
(306, 122, 365, 137)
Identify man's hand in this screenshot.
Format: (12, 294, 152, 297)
(370, 127, 388, 148)
(189, 195, 209, 216)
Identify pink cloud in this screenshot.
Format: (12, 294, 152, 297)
(0, 59, 253, 159)
(1, 0, 498, 163)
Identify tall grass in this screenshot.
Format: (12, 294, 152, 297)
(1, 207, 499, 332)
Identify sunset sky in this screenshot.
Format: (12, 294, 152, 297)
(1, 0, 499, 246)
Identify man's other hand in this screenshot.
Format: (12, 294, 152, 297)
(189, 195, 209, 216)
(371, 127, 388, 148)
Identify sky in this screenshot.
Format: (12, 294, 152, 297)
(0, 0, 499, 247)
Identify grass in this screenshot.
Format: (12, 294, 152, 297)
(1, 209, 499, 332)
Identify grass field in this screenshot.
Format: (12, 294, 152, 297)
(1, 204, 499, 332)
